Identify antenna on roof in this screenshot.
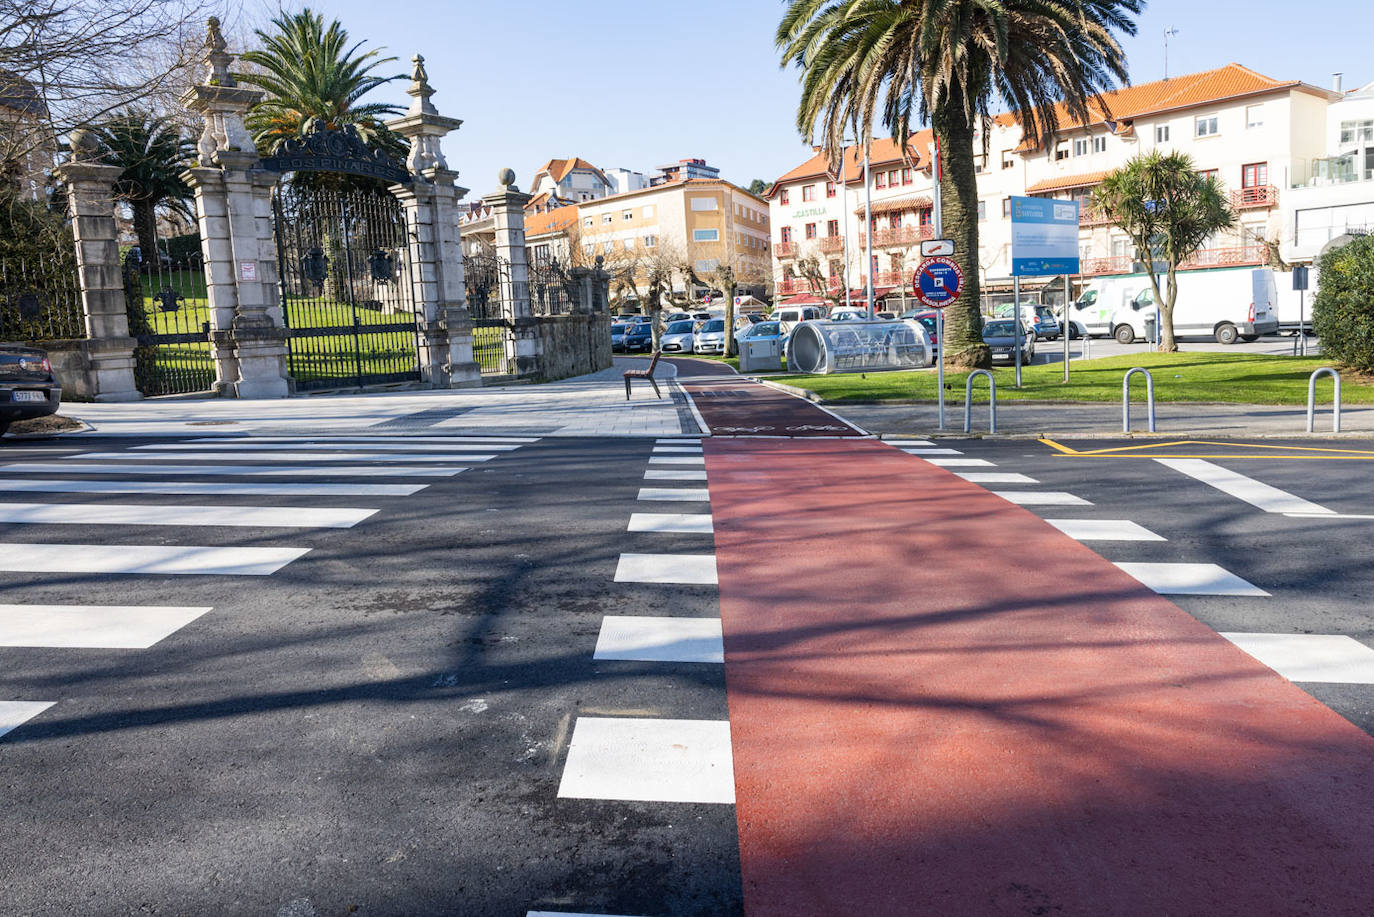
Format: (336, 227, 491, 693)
(1163, 27, 1180, 80)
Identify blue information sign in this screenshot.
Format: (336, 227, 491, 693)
(913, 257, 964, 309)
(1010, 196, 1081, 276)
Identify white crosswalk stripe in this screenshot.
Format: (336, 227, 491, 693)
(73, 451, 497, 463)
(0, 543, 310, 576)
(3, 463, 463, 477)
(139, 442, 524, 453)
(0, 502, 376, 528)
(0, 480, 428, 496)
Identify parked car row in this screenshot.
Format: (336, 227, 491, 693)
(0, 343, 61, 437)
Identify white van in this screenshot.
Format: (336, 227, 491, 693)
(1072, 268, 1279, 344)
(773, 305, 825, 324)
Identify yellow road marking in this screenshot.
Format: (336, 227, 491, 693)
(1039, 437, 1374, 460)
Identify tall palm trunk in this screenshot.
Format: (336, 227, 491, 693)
(933, 89, 990, 370)
(132, 199, 159, 267)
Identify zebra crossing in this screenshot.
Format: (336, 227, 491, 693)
(0, 433, 539, 742)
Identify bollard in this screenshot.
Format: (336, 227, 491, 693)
(1306, 367, 1342, 433)
(1122, 367, 1157, 433)
(963, 369, 997, 434)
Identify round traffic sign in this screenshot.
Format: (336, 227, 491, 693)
(913, 257, 964, 309)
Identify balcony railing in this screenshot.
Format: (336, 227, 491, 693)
(1081, 246, 1267, 277)
(1080, 208, 1112, 227)
(859, 226, 934, 248)
(775, 241, 798, 258)
(1231, 185, 1278, 210)
(777, 277, 842, 296)
(817, 235, 845, 253)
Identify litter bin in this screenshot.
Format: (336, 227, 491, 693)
(739, 338, 782, 373)
(1143, 315, 1157, 343)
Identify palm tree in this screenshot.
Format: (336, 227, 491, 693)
(238, 9, 405, 168)
(89, 110, 194, 262)
(1094, 151, 1236, 352)
(777, 0, 1141, 369)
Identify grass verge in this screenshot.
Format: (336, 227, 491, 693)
(770, 352, 1370, 405)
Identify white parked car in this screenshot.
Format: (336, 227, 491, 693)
(659, 319, 698, 354)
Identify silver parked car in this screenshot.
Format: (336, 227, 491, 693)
(659, 319, 697, 354)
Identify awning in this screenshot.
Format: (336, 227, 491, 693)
(853, 196, 933, 216)
(1024, 170, 1111, 194)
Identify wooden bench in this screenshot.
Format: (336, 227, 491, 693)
(624, 350, 662, 400)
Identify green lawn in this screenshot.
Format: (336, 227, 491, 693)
(770, 352, 1368, 405)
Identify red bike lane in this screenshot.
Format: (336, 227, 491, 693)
(698, 424, 1374, 914)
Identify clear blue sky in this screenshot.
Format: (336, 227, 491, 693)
(248, 0, 1369, 197)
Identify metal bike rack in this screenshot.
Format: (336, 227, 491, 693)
(1306, 367, 1342, 433)
(963, 369, 997, 434)
(1122, 367, 1157, 433)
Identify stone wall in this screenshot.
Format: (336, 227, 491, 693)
(531, 313, 611, 381)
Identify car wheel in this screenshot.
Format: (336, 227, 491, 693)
(1215, 323, 1239, 345)
(1113, 324, 1136, 345)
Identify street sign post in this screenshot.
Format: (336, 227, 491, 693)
(913, 257, 963, 309)
(1293, 264, 1310, 355)
(1010, 196, 1080, 387)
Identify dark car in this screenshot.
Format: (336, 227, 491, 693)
(623, 321, 654, 353)
(981, 319, 1036, 364)
(1, 344, 62, 437)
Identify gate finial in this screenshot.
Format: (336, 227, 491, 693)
(203, 16, 236, 87)
(406, 54, 438, 116)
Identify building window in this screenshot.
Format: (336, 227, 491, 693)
(973, 156, 985, 174)
(692, 228, 719, 242)
(802, 184, 816, 202)
(644, 235, 657, 248)
(780, 189, 790, 205)
(1195, 116, 1219, 138)
(780, 227, 793, 243)
(804, 222, 817, 239)
(826, 219, 839, 237)
(901, 167, 912, 185)
(622, 210, 633, 221)
(602, 214, 613, 223)
(1001, 150, 1015, 169)
(1246, 104, 1264, 129)
(1242, 162, 1269, 189)
(977, 201, 987, 221)
(1155, 125, 1170, 143)
(829, 261, 840, 279)
(826, 181, 836, 198)
(1002, 197, 1012, 218)
(584, 218, 594, 227)
(1055, 142, 1069, 161)
(1073, 138, 1089, 157)
(1198, 169, 1219, 182)
(1092, 136, 1106, 153)
(583, 244, 594, 256)
(875, 172, 886, 189)
(1340, 119, 1374, 144)
(689, 197, 718, 211)
(871, 254, 880, 275)
(890, 213, 902, 229)
(887, 169, 899, 186)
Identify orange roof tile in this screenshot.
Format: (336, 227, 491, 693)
(770, 131, 935, 195)
(524, 204, 580, 238)
(1024, 170, 1112, 194)
(853, 195, 933, 216)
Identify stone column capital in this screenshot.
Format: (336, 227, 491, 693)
(56, 160, 124, 188)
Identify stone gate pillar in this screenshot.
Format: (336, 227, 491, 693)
(483, 174, 540, 376)
(54, 133, 141, 401)
(386, 56, 481, 388)
(181, 18, 291, 398)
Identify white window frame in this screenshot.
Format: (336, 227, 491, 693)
(1195, 116, 1219, 138)
(622, 210, 633, 221)
(1092, 136, 1106, 154)
(644, 235, 657, 248)
(1155, 124, 1170, 144)
(692, 228, 719, 242)
(1246, 104, 1264, 129)
(1073, 138, 1089, 157)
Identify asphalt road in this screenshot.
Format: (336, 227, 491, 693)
(0, 434, 741, 916)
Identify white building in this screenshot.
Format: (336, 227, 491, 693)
(527, 157, 615, 211)
(1285, 75, 1374, 262)
(768, 63, 1349, 308)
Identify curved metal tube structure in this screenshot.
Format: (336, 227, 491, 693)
(963, 369, 997, 434)
(1306, 367, 1342, 433)
(1122, 367, 1157, 433)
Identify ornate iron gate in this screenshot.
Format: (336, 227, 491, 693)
(273, 184, 421, 391)
(463, 250, 514, 375)
(529, 252, 578, 315)
(122, 251, 216, 396)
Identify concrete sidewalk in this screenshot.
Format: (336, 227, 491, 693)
(44, 358, 698, 438)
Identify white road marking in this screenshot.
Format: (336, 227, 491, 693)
(901, 448, 964, 455)
(1045, 519, 1165, 542)
(0, 604, 212, 648)
(647, 456, 706, 466)
(1285, 512, 1374, 520)
(955, 472, 1039, 484)
(0, 701, 55, 740)
(924, 458, 996, 467)
(644, 469, 707, 481)
(992, 491, 1092, 506)
(142, 442, 523, 452)
(637, 488, 710, 503)
(3, 463, 461, 478)
(557, 717, 734, 803)
(74, 451, 495, 463)
(614, 553, 717, 585)
(627, 513, 713, 534)
(1154, 458, 1334, 515)
(1114, 562, 1269, 596)
(594, 616, 724, 663)
(187, 435, 539, 444)
(656, 438, 702, 444)
(885, 440, 935, 446)
(0, 544, 310, 576)
(651, 446, 703, 454)
(0, 480, 427, 497)
(0, 502, 376, 529)
(1220, 632, 1374, 684)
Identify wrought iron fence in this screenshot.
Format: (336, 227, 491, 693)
(122, 250, 217, 396)
(0, 249, 85, 342)
(529, 252, 579, 316)
(463, 250, 514, 375)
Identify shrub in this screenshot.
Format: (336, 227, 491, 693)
(161, 232, 202, 262)
(1312, 234, 1374, 372)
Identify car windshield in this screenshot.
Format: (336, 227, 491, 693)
(914, 317, 936, 333)
(749, 322, 781, 337)
(666, 321, 694, 333)
(1035, 307, 1055, 320)
(983, 320, 1016, 337)
(702, 320, 724, 332)
(630, 323, 651, 332)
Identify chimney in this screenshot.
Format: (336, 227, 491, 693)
(1333, 73, 1344, 93)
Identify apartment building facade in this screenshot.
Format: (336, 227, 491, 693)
(1285, 76, 1374, 262)
(768, 64, 1345, 306)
